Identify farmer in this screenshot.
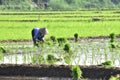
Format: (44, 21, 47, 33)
(31, 27, 49, 46)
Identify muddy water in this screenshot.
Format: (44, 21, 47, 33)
(1, 38, 120, 67)
(0, 76, 98, 80)
(0, 77, 72, 80)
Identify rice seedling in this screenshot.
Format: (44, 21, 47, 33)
(109, 33, 116, 43)
(103, 42, 109, 61)
(109, 33, 117, 49)
(91, 42, 95, 64)
(83, 43, 89, 65)
(31, 53, 45, 64)
(63, 43, 70, 53)
(71, 65, 82, 80)
(0, 49, 4, 62)
(50, 36, 56, 43)
(57, 38, 67, 46)
(46, 53, 57, 64)
(63, 43, 74, 64)
(101, 60, 113, 67)
(0, 47, 6, 53)
(74, 33, 79, 42)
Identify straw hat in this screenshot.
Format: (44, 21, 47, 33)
(39, 28, 49, 35)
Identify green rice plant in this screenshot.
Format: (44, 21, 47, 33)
(23, 53, 27, 64)
(46, 53, 56, 64)
(91, 42, 95, 64)
(14, 44, 19, 64)
(57, 38, 67, 46)
(75, 45, 83, 65)
(31, 54, 45, 64)
(64, 54, 71, 64)
(50, 36, 56, 43)
(37, 41, 45, 54)
(31, 46, 36, 53)
(0, 49, 4, 61)
(112, 51, 116, 65)
(63, 43, 70, 53)
(103, 42, 108, 61)
(109, 33, 116, 43)
(109, 33, 117, 49)
(37, 54, 45, 64)
(22, 44, 28, 63)
(64, 52, 74, 64)
(95, 43, 101, 64)
(101, 60, 113, 67)
(109, 76, 120, 80)
(63, 43, 74, 64)
(44, 41, 53, 47)
(110, 43, 116, 49)
(74, 33, 79, 42)
(1, 11, 120, 41)
(0, 47, 6, 53)
(27, 53, 32, 63)
(31, 54, 38, 64)
(15, 53, 18, 64)
(118, 51, 120, 66)
(71, 65, 82, 80)
(36, 41, 44, 47)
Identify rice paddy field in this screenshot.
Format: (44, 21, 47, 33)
(0, 10, 120, 79)
(0, 10, 120, 40)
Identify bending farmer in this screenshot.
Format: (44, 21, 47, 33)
(31, 27, 49, 46)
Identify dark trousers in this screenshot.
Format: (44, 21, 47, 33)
(31, 29, 44, 46)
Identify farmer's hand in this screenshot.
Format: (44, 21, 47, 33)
(41, 38, 44, 42)
(37, 38, 44, 42)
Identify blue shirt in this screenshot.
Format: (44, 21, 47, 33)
(33, 28, 44, 40)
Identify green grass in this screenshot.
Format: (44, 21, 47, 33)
(0, 10, 120, 40)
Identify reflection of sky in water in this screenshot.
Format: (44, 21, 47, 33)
(1, 38, 120, 67)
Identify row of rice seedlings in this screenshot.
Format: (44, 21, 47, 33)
(2, 11, 120, 24)
(25, 38, 119, 66)
(30, 39, 59, 64)
(1, 33, 120, 66)
(70, 37, 120, 66)
(2, 10, 120, 18)
(2, 40, 75, 64)
(0, 42, 34, 64)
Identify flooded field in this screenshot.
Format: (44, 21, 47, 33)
(1, 38, 120, 67)
(0, 76, 72, 80)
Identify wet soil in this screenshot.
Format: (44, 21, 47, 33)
(0, 64, 119, 80)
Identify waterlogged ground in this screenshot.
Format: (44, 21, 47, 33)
(0, 38, 120, 80)
(0, 77, 72, 80)
(1, 38, 120, 67)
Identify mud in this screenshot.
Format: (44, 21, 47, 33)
(0, 64, 119, 80)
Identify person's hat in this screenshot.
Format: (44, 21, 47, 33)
(39, 28, 49, 35)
